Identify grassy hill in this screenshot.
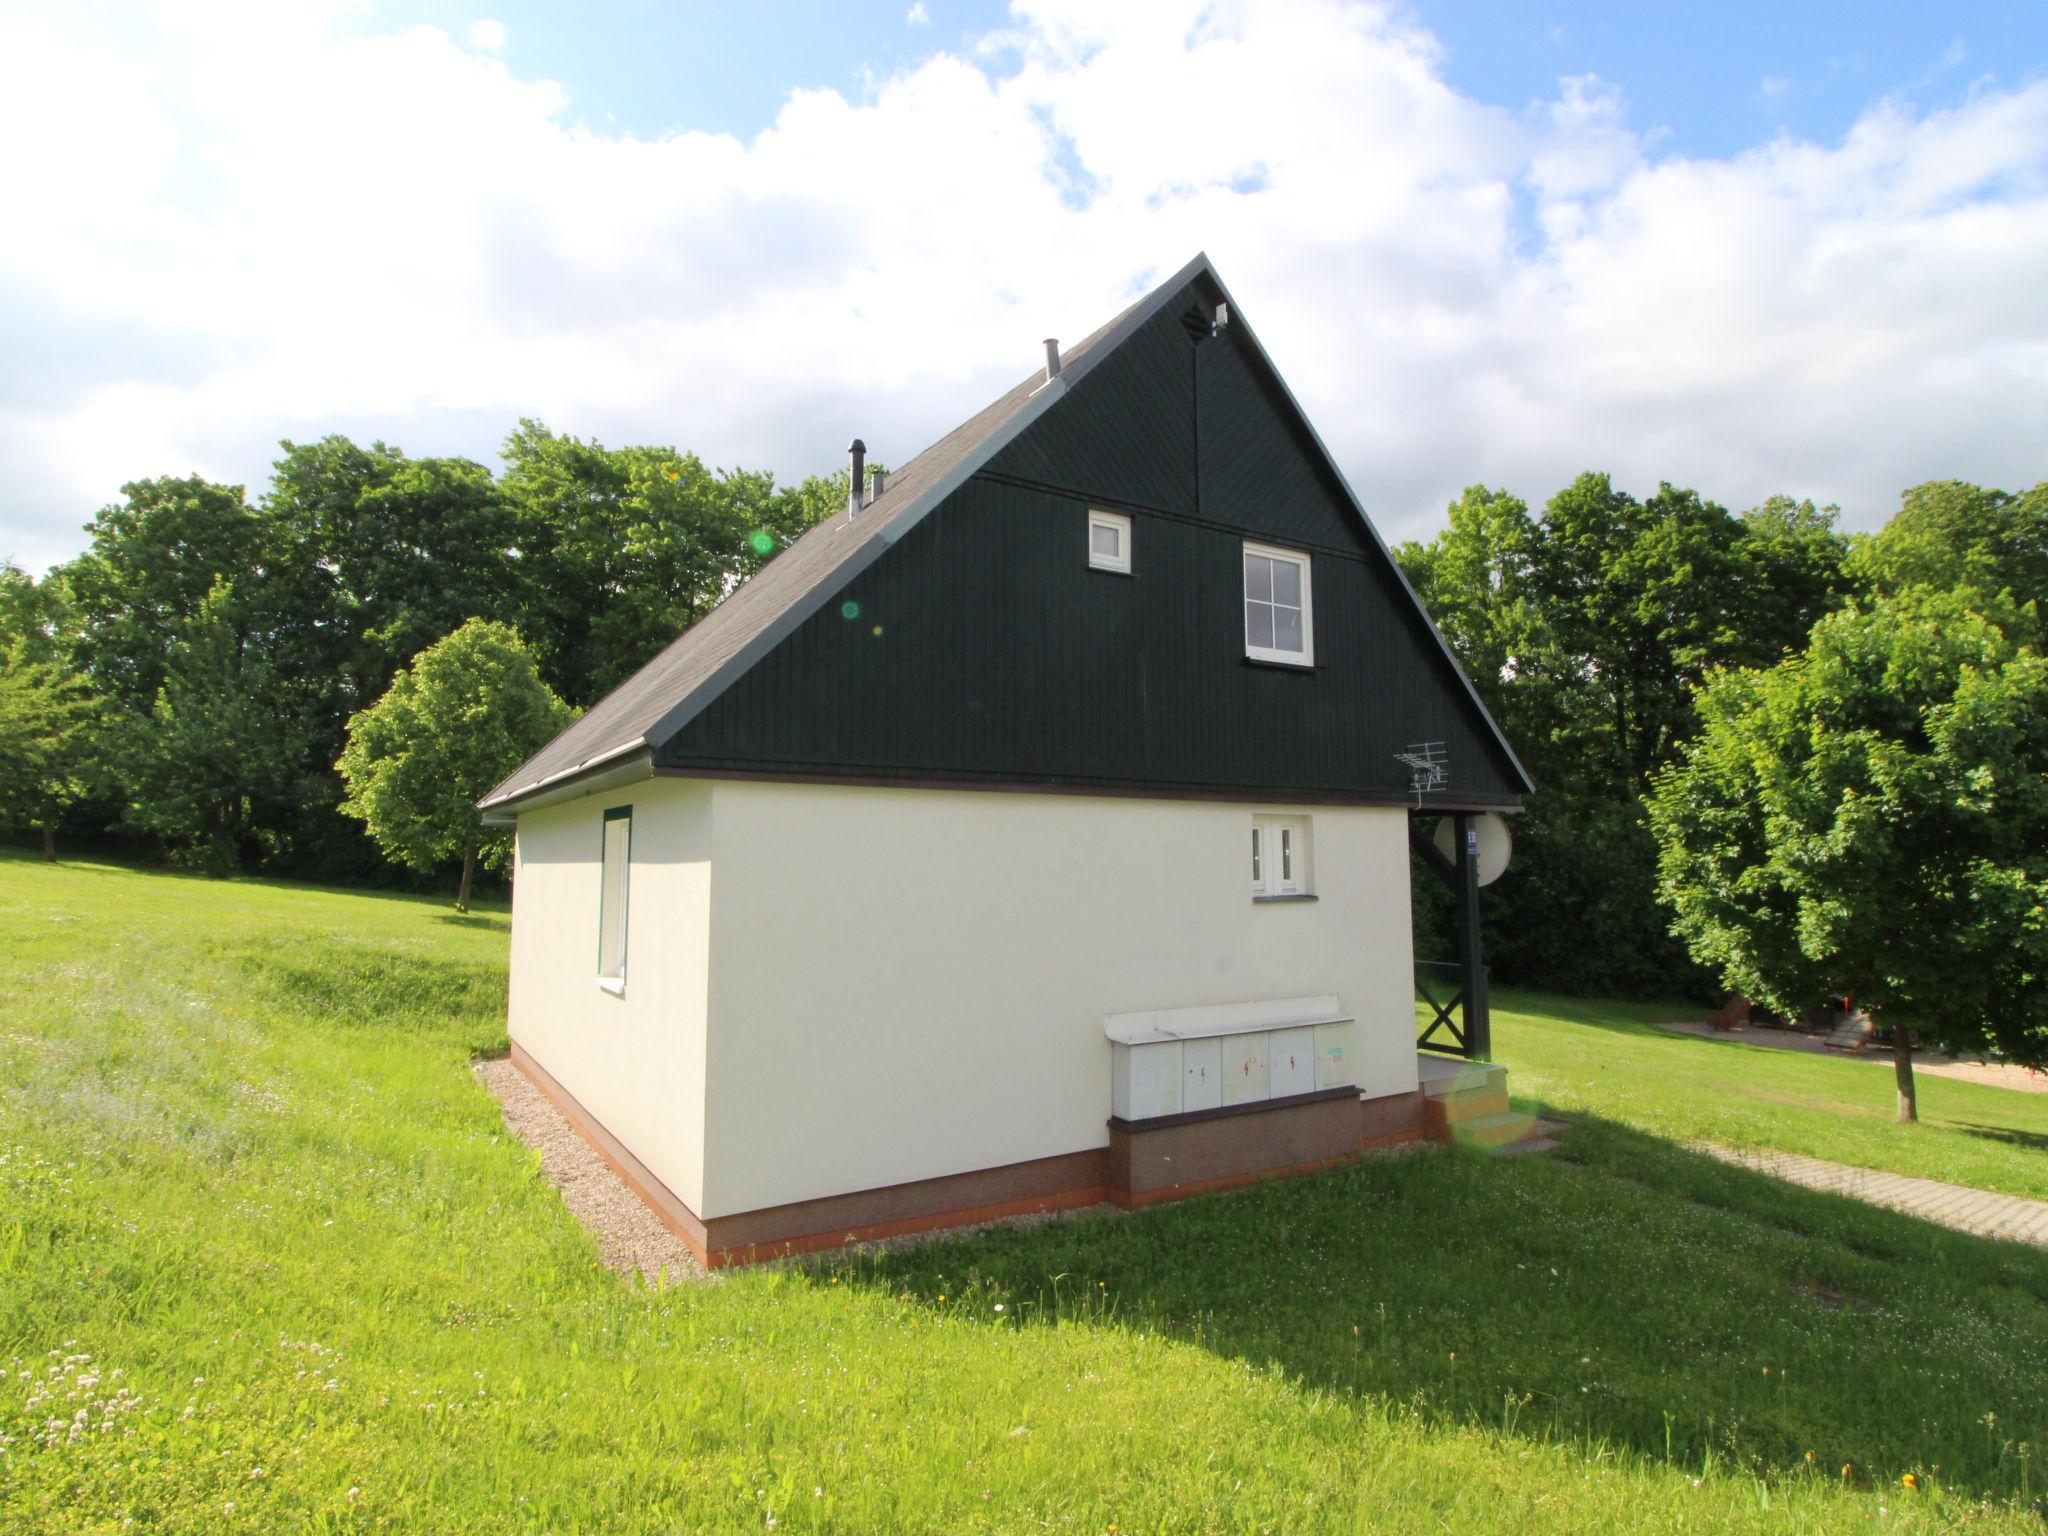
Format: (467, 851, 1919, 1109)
(2, 850, 2044, 1533)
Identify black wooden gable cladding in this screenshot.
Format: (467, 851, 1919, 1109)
(655, 274, 1529, 808)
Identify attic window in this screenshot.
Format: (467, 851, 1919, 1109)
(1088, 510, 1132, 574)
(1243, 542, 1313, 666)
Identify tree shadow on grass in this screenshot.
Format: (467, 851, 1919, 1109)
(1952, 1122, 2048, 1154)
(821, 1117, 2048, 1503)
(435, 912, 509, 933)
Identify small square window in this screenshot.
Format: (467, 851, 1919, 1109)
(1251, 814, 1312, 899)
(1088, 509, 1132, 574)
(1243, 541, 1313, 665)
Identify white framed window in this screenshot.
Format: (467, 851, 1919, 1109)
(597, 806, 632, 993)
(1088, 509, 1133, 574)
(1251, 814, 1311, 898)
(1243, 541, 1313, 666)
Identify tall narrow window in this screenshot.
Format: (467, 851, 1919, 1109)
(1243, 542, 1313, 666)
(598, 806, 632, 992)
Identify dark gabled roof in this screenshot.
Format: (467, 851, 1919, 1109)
(482, 253, 1533, 811)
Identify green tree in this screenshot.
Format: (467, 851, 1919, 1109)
(1648, 589, 2048, 1121)
(263, 436, 522, 713)
(0, 643, 96, 859)
(57, 476, 270, 712)
(1850, 479, 2048, 603)
(1397, 476, 1851, 998)
(502, 421, 837, 704)
(122, 580, 307, 874)
(336, 619, 576, 910)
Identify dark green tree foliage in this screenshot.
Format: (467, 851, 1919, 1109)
(120, 580, 308, 874)
(336, 619, 577, 910)
(27, 426, 835, 880)
(1649, 589, 2048, 1120)
(265, 437, 522, 718)
(502, 421, 843, 705)
(1397, 476, 1852, 997)
(0, 628, 96, 860)
(59, 476, 271, 712)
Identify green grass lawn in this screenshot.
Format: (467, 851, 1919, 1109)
(1488, 992, 2048, 1201)
(3, 849, 2046, 1533)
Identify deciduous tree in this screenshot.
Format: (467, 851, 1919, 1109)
(1648, 589, 2048, 1121)
(336, 619, 576, 910)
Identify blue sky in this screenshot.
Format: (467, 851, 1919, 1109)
(3, 0, 2046, 576)
(360, 1, 2043, 154)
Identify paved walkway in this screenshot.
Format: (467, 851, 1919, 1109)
(1699, 1144, 2048, 1246)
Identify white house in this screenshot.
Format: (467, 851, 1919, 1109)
(481, 255, 1534, 1267)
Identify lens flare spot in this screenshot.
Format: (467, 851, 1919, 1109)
(871, 625, 885, 637)
(749, 530, 776, 555)
(840, 600, 861, 620)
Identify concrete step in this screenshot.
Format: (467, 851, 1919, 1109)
(1495, 1135, 1561, 1159)
(1449, 1109, 1539, 1150)
(1430, 1086, 1511, 1125)
(1416, 1055, 1507, 1098)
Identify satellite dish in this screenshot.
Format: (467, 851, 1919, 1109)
(1432, 813, 1513, 887)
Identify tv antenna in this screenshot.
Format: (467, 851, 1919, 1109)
(1394, 741, 1449, 808)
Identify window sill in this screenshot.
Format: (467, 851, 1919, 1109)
(596, 976, 626, 997)
(1243, 653, 1316, 672)
(1088, 563, 1134, 577)
(1253, 893, 1318, 903)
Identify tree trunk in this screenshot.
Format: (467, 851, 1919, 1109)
(40, 816, 55, 862)
(455, 846, 476, 914)
(1892, 1022, 1918, 1125)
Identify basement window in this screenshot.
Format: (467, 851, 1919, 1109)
(1088, 509, 1133, 574)
(1243, 542, 1313, 666)
(597, 806, 632, 994)
(1251, 814, 1312, 899)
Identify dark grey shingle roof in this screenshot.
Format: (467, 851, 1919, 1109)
(482, 251, 1535, 810)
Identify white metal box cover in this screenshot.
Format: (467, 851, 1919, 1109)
(1269, 1025, 1316, 1098)
(1110, 1039, 1184, 1122)
(1313, 1021, 1351, 1090)
(1181, 1036, 1224, 1113)
(1221, 1031, 1270, 1106)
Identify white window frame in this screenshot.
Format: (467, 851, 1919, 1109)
(1242, 540, 1314, 666)
(597, 806, 632, 994)
(1088, 509, 1133, 575)
(1251, 814, 1311, 899)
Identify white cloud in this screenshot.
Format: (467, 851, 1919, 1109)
(2, 0, 2046, 578)
(905, 2, 930, 25)
(468, 17, 505, 51)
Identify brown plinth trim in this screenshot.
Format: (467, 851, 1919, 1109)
(510, 1044, 1428, 1270)
(509, 1042, 1109, 1269)
(1108, 1083, 1357, 1134)
(509, 1041, 715, 1266)
(700, 1149, 1110, 1261)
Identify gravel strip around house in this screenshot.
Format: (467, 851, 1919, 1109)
(1698, 1142, 2048, 1246)
(475, 1056, 709, 1284)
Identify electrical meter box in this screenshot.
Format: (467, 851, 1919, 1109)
(1106, 997, 1356, 1124)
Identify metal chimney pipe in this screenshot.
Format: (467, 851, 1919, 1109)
(870, 466, 886, 501)
(846, 438, 866, 517)
(1043, 338, 1061, 382)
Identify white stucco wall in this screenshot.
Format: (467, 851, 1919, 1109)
(508, 776, 713, 1214)
(698, 781, 1417, 1218)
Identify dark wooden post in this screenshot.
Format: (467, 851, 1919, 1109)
(1453, 813, 1492, 1060)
